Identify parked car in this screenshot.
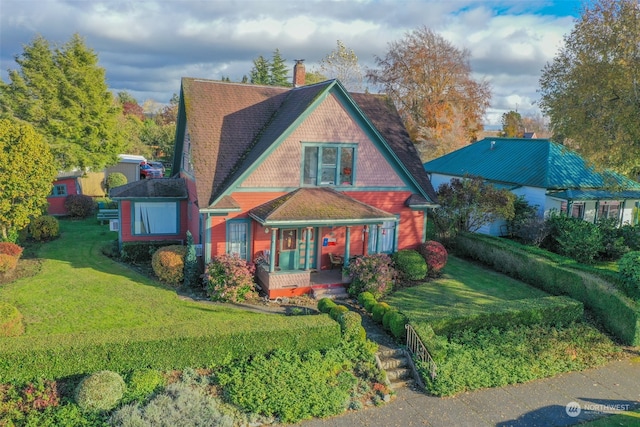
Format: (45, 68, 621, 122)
(139, 162, 163, 179)
(148, 161, 166, 176)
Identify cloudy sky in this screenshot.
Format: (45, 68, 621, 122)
(1, 0, 584, 127)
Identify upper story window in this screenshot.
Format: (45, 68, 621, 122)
(50, 184, 67, 197)
(303, 144, 355, 186)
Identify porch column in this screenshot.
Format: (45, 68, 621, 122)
(344, 226, 351, 267)
(269, 227, 278, 273)
(376, 223, 383, 253)
(594, 200, 600, 224)
(304, 227, 312, 270)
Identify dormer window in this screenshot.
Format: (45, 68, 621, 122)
(303, 144, 356, 186)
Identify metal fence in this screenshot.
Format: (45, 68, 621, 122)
(405, 323, 437, 379)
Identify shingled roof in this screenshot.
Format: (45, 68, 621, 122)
(109, 178, 188, 199)
(249, 188, 396, 226)
(178, 77, 437, 209)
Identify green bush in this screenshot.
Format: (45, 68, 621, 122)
(544, 214, 602, 264)
(363, 297, 378, 313)
(122, 369, 166, 405)
(387, 311, 408, 339)
(597, 218, 628, 261)
(621, 224, 640, 251)
(382, 309, 398, 331)
(120, 240, 183, 263)
(151, 245, 187, 286)
(329, 304, 349, 321)
(346, 254, 396, 299)
(371, 302, 391, 324)
(28, 215, 59, 241)
(338, 311, 363, 342)
(357, 291, 375, 306)
(0, 253, 18, 274)
(75, 370, 126, 412)
(205, 253, 257, 303)
(0, 316, 342, 384)
(0, 242, 23, 259)
(317, 298, 338, 314)
(619, 251, 640, 299)
(418, 240, 448, 275)
(183, 231, 200, 289)
(0, 301, 23, 337)
(105, 172, 128, 191)
(64, 194, 96, 218)
(455, 232, 640, 345)
(392, 249, 427, 281)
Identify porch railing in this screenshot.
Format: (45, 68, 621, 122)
(405, 323, 437, 380)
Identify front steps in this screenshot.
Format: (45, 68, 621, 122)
(312, 286, 349, 300)
(377, 348, 419, 390)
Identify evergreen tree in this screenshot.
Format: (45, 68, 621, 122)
(269, 48, 289, 87)
(0, 34, 125, 171)
(183, 230, 200, 289)
(250, 55, 270, 85)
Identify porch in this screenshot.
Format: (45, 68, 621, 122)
(255, 265, 349, 299)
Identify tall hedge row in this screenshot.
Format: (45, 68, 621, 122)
(455, 232, 640, 345)
(0, 317, 341, 383)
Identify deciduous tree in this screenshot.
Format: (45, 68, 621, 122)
(0, 119, 57, 241)
(0, 34, 125, 171)
(367, 26, 491, 161)
(538, 0, 640, 176)
(501, 111, 524, 137)
(319, 40, 364, 92)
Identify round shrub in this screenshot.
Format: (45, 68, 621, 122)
(0, 302, 24, 337)
(0, 253, 18, 274)
(346, 254, 396, 299)
(28, 215, 59, 241)
(151, 245, 187, 286)
(419, 240, 448, 275)
(0, 242, 23, 259)
(338, 311, 363, 342)
(382, 309, 398, 331)
(204, 253, 257, 302)
(357, 291, 375, 306)
(329, 304, 349, 321)
(75, 370, 126, 412)
(371, 302, 391, 324)
(619, 251, 640, 298)
(106, 172, 128, 191)
(392, 249, 427, 281)
(387, 311, 408, 339)
(123, 369, 166, 404)
(363, 297, 378, 313)
(317, 297, 338, 314)
(64, 194, 96, 218)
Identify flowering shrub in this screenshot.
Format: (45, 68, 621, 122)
(0, 242, 23, 259)
(204, 253, 257, 303)
(346, 254, 396, 299)
(151, 245, 187, 286)
(28, 215, 59, 241)
(419, 240, 448, 275)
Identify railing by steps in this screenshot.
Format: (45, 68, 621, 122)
(405, 323, 437, 380)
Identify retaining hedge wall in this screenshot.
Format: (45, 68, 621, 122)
(454, 232, 640, 345)
(0, 316, 341, 383)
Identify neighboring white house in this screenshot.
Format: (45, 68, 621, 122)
(424, 138, 640, 236)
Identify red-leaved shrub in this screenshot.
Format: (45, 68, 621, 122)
(204, 253, 257, 302)
(419, 240, 448, 275)
(64, 194, 96, 218)
(0, 242, 23, 260)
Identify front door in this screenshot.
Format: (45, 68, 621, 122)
(279, 229, 298, 270)
(298, 227, 317, 269)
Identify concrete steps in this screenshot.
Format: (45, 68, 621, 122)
(377, 348, 417, 390)
(312, 286, 349, 300)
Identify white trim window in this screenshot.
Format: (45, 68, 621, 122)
(368, 221, 396, 253)
(133, 202, 178, 235)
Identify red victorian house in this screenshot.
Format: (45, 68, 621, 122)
(111, 67, 438, 298)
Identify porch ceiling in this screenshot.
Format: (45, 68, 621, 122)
(249, 187, 396, 226)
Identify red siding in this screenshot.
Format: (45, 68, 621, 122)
(120, 199, 189, 244)
(47, 178, 79, 216)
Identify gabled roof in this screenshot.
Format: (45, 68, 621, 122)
(249, 188, 396, 226)
(109, 178, 188, 199)
(424, 138, 640, 191)
(177, 77, 437, 209)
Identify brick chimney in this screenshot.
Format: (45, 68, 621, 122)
(293, 59, 305, 87)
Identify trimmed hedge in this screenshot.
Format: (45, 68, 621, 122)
(121, 240, 184, 263)
(425, 296, 583, 337)
(0, 316, 341, 383)
(455, 232, 640, 345)
(391, 249, 427, 281)
(317, 298, 338, 314)
(371, 302, 391, 323)
(329, 305, 349, 321)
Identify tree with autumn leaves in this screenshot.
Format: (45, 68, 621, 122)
(368, 26, 491, 162)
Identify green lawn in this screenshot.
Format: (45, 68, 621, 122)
(0, 218, 314, 336)
(387, 255, 549, 323)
